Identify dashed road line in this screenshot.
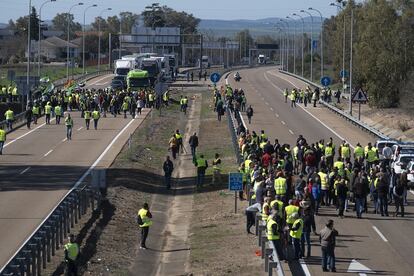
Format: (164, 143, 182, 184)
(265, 102, 269, 106)
(62, 138, 68, 142)
(270, 107, 274, 111)
(19, 167, 31, 175)
(44, 149, 53, 157)
(77, 127, 83, 131)
(299, 259, 312, 276)
(289, 129, 294, 135)
(372, 226, 388, 242)
(275, 113, 279, 118)
(281, 121, 286, 125)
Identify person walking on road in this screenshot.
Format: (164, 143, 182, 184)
(65, 113, 74, 140)
(4, 107, 14, 131)
(138, 203, 152, 249)
(195, 154, 208, 188)
(188, 132, 199, 158)
(32, 103, 40, 125)
(267, 210, 285, 260)
(301, 208, 316, 258)
(289, 212, 303, 260)
(216, 98, 224, 121)
(212, 153, 222, 185)
(45, 102, 52, 124)
(92, 109, 100, 130)
(0, 126, 6, 155)
(246, 105, 253, 124)
(163, 155, 174, 189)
(168, 134, 178, 159)
(64, 234, 79, 276)
(25, 106, 32, 129)
(320, 219, 338, 272)
(84, 110, 91, 130)
(55, 104, 62, 125)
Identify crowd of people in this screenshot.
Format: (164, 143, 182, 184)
(216, 83, 410, 272)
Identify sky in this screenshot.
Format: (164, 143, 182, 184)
(0, 0, 342, 24)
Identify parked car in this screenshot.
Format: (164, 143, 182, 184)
(110, 79, 125, 90)
(392, 144, 414, 162)
(392, 154, 414, 174)
(375, 140, 398, 160)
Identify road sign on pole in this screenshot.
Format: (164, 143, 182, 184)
(210, 72, 221, 84)
(320, 76, 331, 87)
(352, 88, 368, 103)
(7, 70, 15, 82)
(340, 70, 348, 78)
(229, 172, 243, 213)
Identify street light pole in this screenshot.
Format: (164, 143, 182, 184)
(300, 10, 313, 81)
(83, 4, 97, 75)
(27, 0, 32, 103)
(67, 3, 84, 80)
(349, 9, 354, 116)
(280, 19, 289, 72)
(119, 16, 122, 59)
(98, 8, 112, 72)
(286, 16, 296, 75)
(276, 27, 284, 68)
(331, 3, 346, 95)
(38, 0, 56, 77)
(292, 13, 304, 77)
(309, 7, 324, 79)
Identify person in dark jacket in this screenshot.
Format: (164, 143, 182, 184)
(353, 171, 369, 218)
(25, 107, 33, 129)
(393, 182, 404, 217)
(377, 171, 389, 216)
(188, 132, 199, 158)
(301, 208, 316, 258)
(336, 179, 348, 218)
(246, 105, 254, 124)
(163, 156, 174, 189)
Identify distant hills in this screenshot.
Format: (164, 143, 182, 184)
(0, 16, 323, 38)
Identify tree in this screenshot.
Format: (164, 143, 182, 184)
(91, 17, 108, 32)
(235, 29, 253, 58)
(52, 13, 81, 39)
(15, 7, 39, 40)
(7, 19, 16, 30)
(119, 12, 139, 34)
(107, 16, 120, 34)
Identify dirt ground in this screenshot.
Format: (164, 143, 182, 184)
(188, 90, 264, 275)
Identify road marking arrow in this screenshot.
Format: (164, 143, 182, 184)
(348, 259, 375, 275)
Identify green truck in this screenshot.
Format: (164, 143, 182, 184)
(127, 69, 151, 91)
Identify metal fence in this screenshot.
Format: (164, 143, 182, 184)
(0, 180, 102, 276)
(279, 70, 389, 140)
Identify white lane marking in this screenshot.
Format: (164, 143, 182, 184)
(44, 149, 53, 157)
(270, 107, 274, 111)
(4, 118, 56, 148)
(1, 117, 137, 272)
(265, 102, 269, 106)
(281, 121, 286, 125)
(289, 129, 294, 135)
(299, 259, 312, 276)
(263, 71, 355, 149)
(275, 113, 279, 118)
(372, 226, 388, 242)
(19, 167, 31, 175)
(77, 127, 83, 131)
(62, 138, 68, 142)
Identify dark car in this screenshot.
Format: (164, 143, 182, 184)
(111, 79, 125, 90)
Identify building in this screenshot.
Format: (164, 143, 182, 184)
(29, 36, 79, 61)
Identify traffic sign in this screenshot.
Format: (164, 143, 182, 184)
(228, 172, 243, 191)
(312, 40, 318, 49)
(210, 72, 221, 84)
(352, 88, 368, 103)
(320, 76, 331, 87)
(7, 70, 15, 82)
(340, 70, 348, 78)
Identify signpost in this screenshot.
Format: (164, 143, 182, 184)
(340, 69, 348, 78)
(7, 70, 15, 83)
(320, 76, 331, 87)
(351, 88, 368, 120)
(228, 172, 243, 213)
(210, 72, 221, 84)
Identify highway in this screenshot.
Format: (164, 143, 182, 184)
(228, 66, 414, 275)
(0, 73, 146, 269)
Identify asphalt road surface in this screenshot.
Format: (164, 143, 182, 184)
(0, 73, 145, 270)
(227, 66, 414, 276)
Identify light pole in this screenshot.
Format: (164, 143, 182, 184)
(286, 16, 296, 75)
(67, 2, 84, 80)
(27, 0, 32, 103)
(292, 13, 304, 77)
(280, 19, 289, 72)
(98, 8, 112, 72)
(83, 4, 97, 75)
(300, 10, 313, 81)
(145, 3, 162, 53)
(276, 27, 284, 69)
(330, 2, 346, 95)
(309, 7, 324, 79)
(119, 16, 122, 59)
(38, 0, 56, 77)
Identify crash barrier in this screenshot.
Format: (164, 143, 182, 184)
(279, 70, 389, 140)
(0, 70, 112, 134)
(225, 95, 285, 276)
(0, 172, 104, 276)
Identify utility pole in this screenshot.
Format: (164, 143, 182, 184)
(349, 9, 354, 116)
(301, 10, 313, 81)
(309, 7, 324, 79)
(292, 13, 304, 77)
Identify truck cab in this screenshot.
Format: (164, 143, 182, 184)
(127, 69, 150, 91)
(140, 57, 161, 85)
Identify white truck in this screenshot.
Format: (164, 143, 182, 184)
(114, 59, 134, 77)
(258, 54, 266, 64)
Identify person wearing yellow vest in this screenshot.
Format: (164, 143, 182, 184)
(325, 142, 334, 169)
(138, 203, 153, 249)
(270, 195, 284, 218)
(122, 100, 129, 118)
(84, 110, 91, 130)
(65, 113, 74, 140)
(32, 104, 40, 124)
(267, 212, 285, 260)
(163, 91, 169, 106)
(274, 173, 287, 201)
(285, 200, 300, 227)
(212, 153, 222, 186)
(175, 129, 184, 154)
(284, 88, 288, 103)
(12, 87, 18, 102)
(45, 102, 52, 124)
(365, 143, 379, 169)
(0, 125, 6, 155)
(64, 234, 79, 275)
(353, 142, 364, 161)
(290, 89, 297, 108)
(262, 197, 271, 222)
(195, 154, 208, 188)
(55, 105, 62, 125)
(340, 142, 351, 161)
(333, 157, 345, 177)
(289, 212, 303, 260)
(0, 86, 6, 99)
(318, 168, 329, 206)
(4, 107, 14, 131)
(92, 109, 100, 130)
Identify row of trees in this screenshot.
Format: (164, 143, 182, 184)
(323, 0, 414, 108)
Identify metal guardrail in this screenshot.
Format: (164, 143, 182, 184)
(0, 181, 102, 276)
(0, 70, 113, 134)
(278, 70, 389, 140)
